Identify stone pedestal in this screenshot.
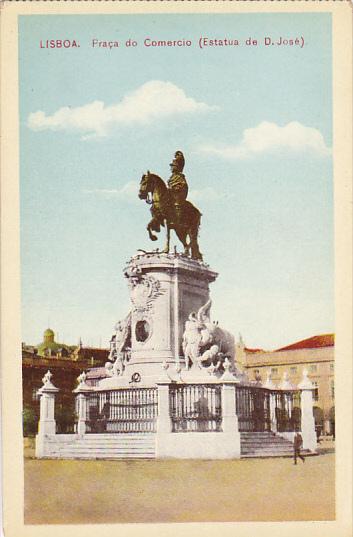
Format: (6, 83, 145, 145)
(35, 372, 59, 458)
(122, 252, 217, 384)
(298, 370, 317, 452)
(74, 375, 93, 435)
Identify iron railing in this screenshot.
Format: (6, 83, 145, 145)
(275, 390, 301, 432)
(74, 384, 301, 436)
(235, 386, 301, 433)
(169, 384, 222, 432)
(84, 388, 158, 433)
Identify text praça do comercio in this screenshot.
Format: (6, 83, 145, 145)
(39, 36, 305, 50)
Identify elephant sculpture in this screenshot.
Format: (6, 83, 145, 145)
(182, 299, 235, 371)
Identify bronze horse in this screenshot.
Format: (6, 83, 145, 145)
(138, 172, 203, 260)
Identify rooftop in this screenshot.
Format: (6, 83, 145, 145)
(275, 334, 334, 352)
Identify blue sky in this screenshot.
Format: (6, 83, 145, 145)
(19, 13, 333, 349)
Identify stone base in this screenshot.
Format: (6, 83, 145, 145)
(156, 431, 241, 459)
(97, 361, 228, 389)
(35, 433, 56, 458)
(179, 364, 220, 384)
(124, 252, 218, 380)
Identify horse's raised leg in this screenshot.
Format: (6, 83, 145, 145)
(147, 222, 158, 241)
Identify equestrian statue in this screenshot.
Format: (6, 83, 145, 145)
(138, 151, 203, 260)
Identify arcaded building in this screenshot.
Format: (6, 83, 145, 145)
(236, 334, 334, 435)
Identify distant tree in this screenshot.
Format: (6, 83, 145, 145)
(55, 404, 76, 433)
(23, 406, 38, 437)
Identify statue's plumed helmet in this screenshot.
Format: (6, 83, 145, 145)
(170, 150, 185, 172)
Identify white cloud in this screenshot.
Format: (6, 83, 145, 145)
(198, 121, 331, 159)
(28, 81, 218, 138)
(189, 187, 229, 202)
(83, 181, 139, 201)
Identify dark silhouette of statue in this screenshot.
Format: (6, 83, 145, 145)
(138, 152, 202, 260)
(167, 151, 188, 226)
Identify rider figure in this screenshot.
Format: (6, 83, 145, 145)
(168, 151, 188, 226)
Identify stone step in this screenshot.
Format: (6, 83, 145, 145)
(58, 446, 155, 453)
(71, 439, 155, 445)
(241, 442, 292, 446)
(239, 432, 300, 458)
(46, 433, 157, 459)
(240, 444, 293, 451)
(240, 436, 292, 444)
(240, 442, 293, 448)
(51, 434, 155, 440)
(58, 444, 155, 450)
(55, 450, 156, 457)
(49, 449, 156, 459)
(240, 433, 286, 437)
(241, 450, 317, 459)
(241, 446, 293, 453)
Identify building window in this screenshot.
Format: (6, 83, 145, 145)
(309, 364, 317, 373)
(312, 381, 319, 401)
(271, 368, 278, 375)
(331, 380, 335, 400)
(330, 363, 334, 372)
(253, 369, 262, 381)
(290, 366, 297, 375)
(32, 387, 40, 401)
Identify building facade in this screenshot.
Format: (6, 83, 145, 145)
(22, 328, 109, 435)
(236, 334, 335, 435)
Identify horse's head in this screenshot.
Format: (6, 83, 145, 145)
(138, 171, 152, 200)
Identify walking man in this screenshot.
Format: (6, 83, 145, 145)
(294, 430, 305, 464)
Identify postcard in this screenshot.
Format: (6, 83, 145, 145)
(1, 2, 352, 537)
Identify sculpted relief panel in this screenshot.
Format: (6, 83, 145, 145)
(126, 269, 166, 346)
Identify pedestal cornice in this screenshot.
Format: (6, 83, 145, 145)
(124, 252, 218, 283)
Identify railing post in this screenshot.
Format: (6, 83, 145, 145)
(35, 371, 59, 457)
(222, 382, 239, 433)
(220, 360, 241, 457)
(263, 370, 277, 433)
(156, 362, 172, 433)
(156, 382, 172, 433)
(298, 369, 317, 452)
(73, 372, 93, 436)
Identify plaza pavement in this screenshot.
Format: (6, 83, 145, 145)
(24, 440, 335, 524)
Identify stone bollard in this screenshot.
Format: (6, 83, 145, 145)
(298, 369, 317, 452)
(73, 372, 93, 436)
(35, 371, 59, 457)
